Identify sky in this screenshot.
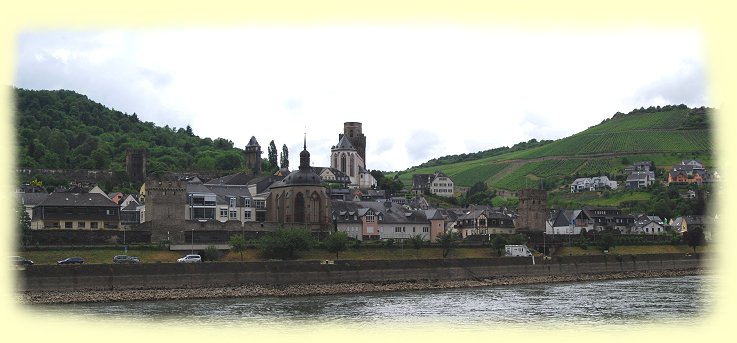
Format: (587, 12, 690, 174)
(13, 26, 708, 172)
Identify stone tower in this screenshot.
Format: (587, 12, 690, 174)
(126, 148, 146, 183)
(340, 122, 366, 166)
(244, 136, 262, 175)
(144, 178, 187, 242)
(516, 189, 547, 231)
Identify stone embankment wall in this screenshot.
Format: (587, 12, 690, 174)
(17, 253, 703, 292)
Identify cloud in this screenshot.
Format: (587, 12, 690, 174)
(13, 27, 708, 172)
(630, 59, 708, 107)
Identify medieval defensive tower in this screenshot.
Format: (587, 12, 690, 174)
(516, 189, 547, 231)
(126, 148, 146, 183)
(340, 122, 366, 166)
(244, 136, 262, 175)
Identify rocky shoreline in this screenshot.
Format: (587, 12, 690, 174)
(19, 268, 701, 305)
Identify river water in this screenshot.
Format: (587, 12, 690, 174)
(28, 275, 712, 331)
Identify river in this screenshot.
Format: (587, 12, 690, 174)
(26, 275, 712, 331)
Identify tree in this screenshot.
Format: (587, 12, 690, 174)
(491, 235, 507, 256)
(599, 231, 616, 251)
(229, 234, 247, 261)
(17, 203, 31, 246)
(258, 227, 314, 259)
(684, 227, 705, 253)
(408, 234, 425, 257)
(280, 144, 289, 169)
(436, 231, 459, 258)
(268, 140, 278, 170)
(324, 231, 349, 259)
(203, 245, 221, 261)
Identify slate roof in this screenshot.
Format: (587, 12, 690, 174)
(331, 200, 430, 224)
(205, 172, 256, 186)
(37, 192, 118, 207)
(333, 135, 356, 150)
(246, 136, 260, 147)
(18, 192, 49, 206)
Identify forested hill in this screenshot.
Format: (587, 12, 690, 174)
(14, 88, 249, 174)
(393, 104, 713, 192)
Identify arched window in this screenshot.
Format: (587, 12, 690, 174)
(340, 153, 347, 173)
(350, 154, 355, 177)
(295, 193, 305, 223)
(333, 153, 338, 169)
(311, 191, 322, 224)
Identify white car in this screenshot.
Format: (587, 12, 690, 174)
(177, 254, 202, 263)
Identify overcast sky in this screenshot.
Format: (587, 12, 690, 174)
(13, 26, 708, 172)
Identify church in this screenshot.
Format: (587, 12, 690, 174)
(330, 122, 376, 189)
(266, 137, 332, 229)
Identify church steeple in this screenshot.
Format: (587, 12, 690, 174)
(299, 132, 310, 171)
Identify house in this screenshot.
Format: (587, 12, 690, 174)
(625, 171, 656, 189)
(107, 191, 124, 205)
(666, 160, 718, 186)
(332, 200, 445, 241)
(547, 209, 584, 235)
(314, 167, 351, 187)
(412, 171, 455, 197)
(31, 192, 121, 230)
(454, 206, 515, 237)
(570, 176, 618, 193)
(580, 206, 634, 233)
(624, 161, 654, 173)
(631, 214, 667, 234)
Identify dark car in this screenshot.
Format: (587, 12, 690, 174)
(11, 256, 34, 266)
(113, 255, 140, 264)
(57, 257, 85, 265)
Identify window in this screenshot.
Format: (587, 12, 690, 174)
(229, 197, 236, 207)
(244, 198, 251, 208)
(229, 210, 237, 219)
(423, 227, 430, 233)
(255, 200, 266, 209)
(78, 221, 85, 228)
(90, 222, 99, 229)
(65, 221, 73, 229)
(244, 210, 252, 220)
(395, 227, 402, 233)
(220, 208, 228, 218)
(366, 213, 375, 222)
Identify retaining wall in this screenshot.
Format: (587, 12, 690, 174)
(16, 253, 703, 292)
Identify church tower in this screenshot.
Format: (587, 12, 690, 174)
(244, 136, 262, 175)
(341, 122, 366, 166)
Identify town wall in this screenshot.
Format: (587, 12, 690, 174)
(27, 229, 151, 246)
(16, 253, 704, 292)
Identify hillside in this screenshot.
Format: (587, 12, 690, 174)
(392, 105, 713, 192)
(13, 88, 257, 180)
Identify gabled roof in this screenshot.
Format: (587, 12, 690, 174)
(333, 135, 356, 150)
(412, 174, 434, 189)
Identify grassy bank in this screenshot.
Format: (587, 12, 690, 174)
(16, 244, 703, 265)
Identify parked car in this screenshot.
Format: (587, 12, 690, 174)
(11, 256, 34, 266)
(177, 254, 202, 263)
(113, 255, 140, 264)
(57, 257, 85, 264)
